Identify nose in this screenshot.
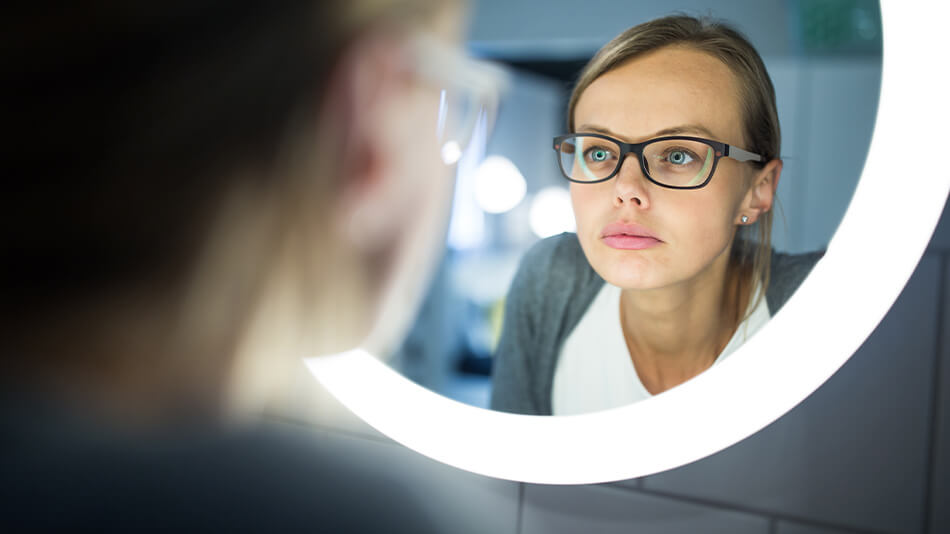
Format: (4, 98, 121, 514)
(613, 154, 650, 208)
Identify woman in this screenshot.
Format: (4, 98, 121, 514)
(1, 0, 499, 530)
(491, 15, 821, 416)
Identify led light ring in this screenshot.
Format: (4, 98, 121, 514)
(307, 1, 950, 484)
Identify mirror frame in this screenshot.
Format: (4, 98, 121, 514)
(305, 0, 950, 484)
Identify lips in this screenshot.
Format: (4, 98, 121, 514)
(600, 222, 662, 250)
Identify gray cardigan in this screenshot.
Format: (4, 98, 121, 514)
(489, 233, 823, 415)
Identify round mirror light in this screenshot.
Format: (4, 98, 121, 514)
(305, 1, 950, 484)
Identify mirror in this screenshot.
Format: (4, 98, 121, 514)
(305, 0, 950, 483)
(389, 0, 882, 411)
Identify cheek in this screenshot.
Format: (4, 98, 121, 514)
(401, 89, 457, 235)
(666, 187, 741, 253)
(386, 93, 447, 226)
(569, 182, 606, 234)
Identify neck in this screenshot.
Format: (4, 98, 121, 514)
(619, 249, 747, 395)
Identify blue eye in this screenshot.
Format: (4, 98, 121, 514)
(584, 147, 613, 163)
(667, 149, 694, 165)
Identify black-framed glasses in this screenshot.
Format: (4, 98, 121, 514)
(553, 133, 765, 189)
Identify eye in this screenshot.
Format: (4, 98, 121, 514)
(666, 149, 695, 165)
(584, 146, 614, 163)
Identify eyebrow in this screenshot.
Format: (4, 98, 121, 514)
(576, 123, 720, 141)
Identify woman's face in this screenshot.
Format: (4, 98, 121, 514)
(571, 45, 758, 291)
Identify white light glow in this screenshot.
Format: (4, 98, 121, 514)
(441, 140, 462, 165)
(529, 186, 576, 238)
(306, 2, 950, 484)
(473, 155, 527, 214)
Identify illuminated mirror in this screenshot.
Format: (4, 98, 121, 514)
(306, 0, 950, 483)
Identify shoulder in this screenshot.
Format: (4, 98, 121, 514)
(514, 233, 599, 287)
(0, 402, 436, 532)
(507, 233, 603, 314)
(766, 249, 825, 313)
(770, 248, 824, 282)
(491, 234, 604, 415)
(0, 416, 436, 532)
(518, 232, 589, 272)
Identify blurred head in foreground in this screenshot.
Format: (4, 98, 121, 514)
(1, 0, 495, 425)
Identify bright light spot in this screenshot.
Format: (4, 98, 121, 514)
(473, 155, 526, 214)
(441, 140, 462, 165)
(530, 186, 575, 238)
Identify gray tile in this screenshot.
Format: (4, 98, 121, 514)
(315, 428, 520, 534)
(642, 255, 941, 534)
(775, 520, 855, 534)
(930, 258, 950, 533)
(927, 202, 950, 252)
(610, 476, 644, 492)
(522, 484, 769, 534)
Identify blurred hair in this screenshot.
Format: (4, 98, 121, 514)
(1, 1, 449, 354)
(567, 14, 780, 318)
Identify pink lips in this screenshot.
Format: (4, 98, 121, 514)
(601, 222, 662, 250)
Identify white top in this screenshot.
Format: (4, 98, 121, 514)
(552, 282, 771, 415)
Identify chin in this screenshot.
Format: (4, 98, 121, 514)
(590, 251, 665, 290)
(602, 270, 664, 291)
(577, 232, 667, 288)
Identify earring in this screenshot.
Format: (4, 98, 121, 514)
(740, 215, 749, 224)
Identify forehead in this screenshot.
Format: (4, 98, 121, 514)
(574, 46, 744, 144)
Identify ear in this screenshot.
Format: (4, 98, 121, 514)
(737, 158, 782, 225)
(322, 34, 412, 252)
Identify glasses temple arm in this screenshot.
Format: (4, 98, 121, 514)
(726, 145, 765, 163)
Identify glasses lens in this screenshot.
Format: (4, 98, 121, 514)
(557, 135, 620, 182)
(414, 35, 507, 165)
(642, 139, 715, 188)
(436, 88, 478, 164)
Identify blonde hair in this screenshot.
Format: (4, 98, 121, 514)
(568, 14, 779, 318)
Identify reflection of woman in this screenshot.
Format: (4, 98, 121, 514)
(491, 15, 821, 416)
(2, 0, 497, 530)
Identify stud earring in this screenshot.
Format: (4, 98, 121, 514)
(740, 215, 749, 224)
